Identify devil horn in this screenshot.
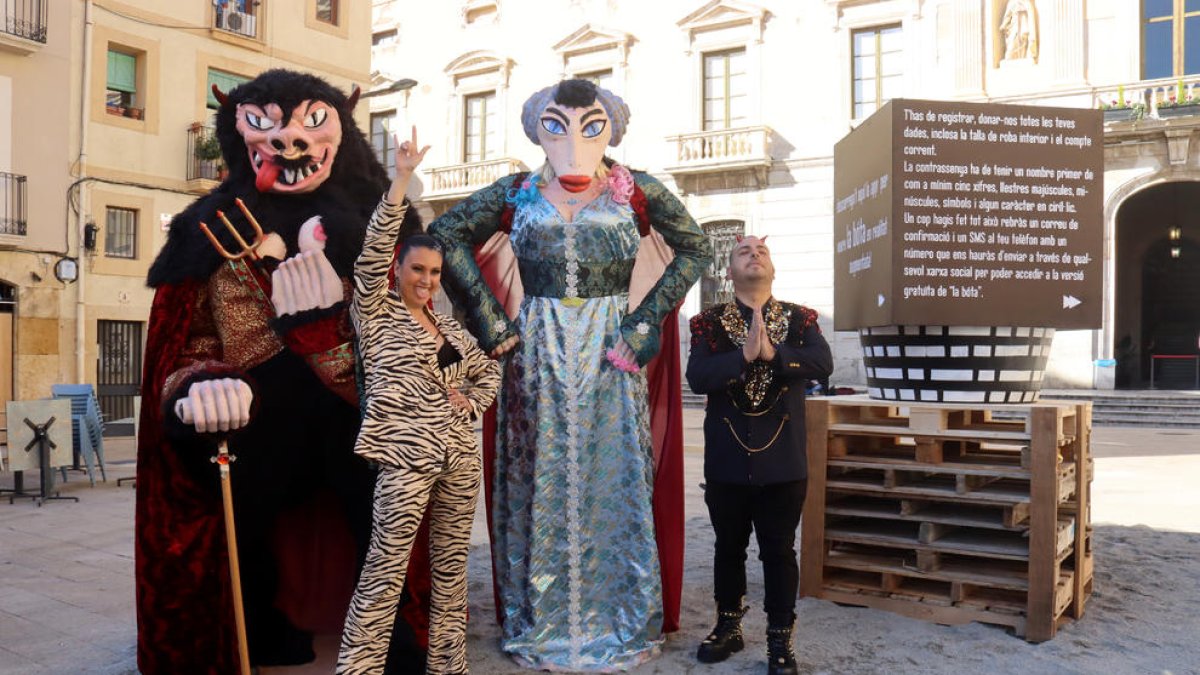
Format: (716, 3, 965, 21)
(735, 234, 743, 243)
(760, 235, 769, 243)
(347, 85, 361, 110)
(212, 84, 228, 107)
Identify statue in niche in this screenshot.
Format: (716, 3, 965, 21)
(999, 0, 1038, 62)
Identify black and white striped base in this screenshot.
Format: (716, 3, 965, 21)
(859, 326, 1055, 403)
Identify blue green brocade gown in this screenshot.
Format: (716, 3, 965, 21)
(430, 170, 709, 671)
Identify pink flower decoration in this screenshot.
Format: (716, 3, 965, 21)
(606, 347, 640, 373)
(608, 163, 634, 205)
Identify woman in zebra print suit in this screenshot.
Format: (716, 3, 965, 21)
(337, 130, 501, 674)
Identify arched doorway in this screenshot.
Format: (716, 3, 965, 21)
(1114, 182, 1200, 389)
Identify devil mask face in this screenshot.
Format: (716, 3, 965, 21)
(236, 99, 342, 193)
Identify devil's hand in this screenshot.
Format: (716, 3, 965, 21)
(271, 248, 342, 316)
(175, 378, 254, 433)
(270, 217, 342, 317)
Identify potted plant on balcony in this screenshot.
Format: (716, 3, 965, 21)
(193, 134, 226, 179)
(1099, 86, 1145, 123)
(1157, 79, 1200, 118)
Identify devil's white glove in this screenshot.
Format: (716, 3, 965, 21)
(175, 378, 254, 433)
(270, 216, 343, 317)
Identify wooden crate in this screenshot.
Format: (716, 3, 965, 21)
(801, 396, 1093, 642)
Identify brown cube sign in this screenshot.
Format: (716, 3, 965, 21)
(833, 99, 1103, 330)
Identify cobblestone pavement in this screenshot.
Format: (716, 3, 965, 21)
(2, 409, 1198, 674)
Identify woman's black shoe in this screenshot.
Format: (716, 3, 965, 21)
(696, 606, 747, 663)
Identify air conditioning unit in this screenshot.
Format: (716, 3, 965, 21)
(218, 10, 256, 36)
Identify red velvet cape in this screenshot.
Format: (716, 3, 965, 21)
(134, 281, 433, 673)
(136, 280, 243, 674)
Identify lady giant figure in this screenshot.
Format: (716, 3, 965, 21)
(430, 79, 710, 671)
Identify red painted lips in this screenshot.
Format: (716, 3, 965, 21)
(558, 175, 592, 192)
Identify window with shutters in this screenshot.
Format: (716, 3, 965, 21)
(463, 91, 497, 163)
(1144, 0, 1200, 79)
(702, 49, 748, 131)
(105, 48, 141, 118)
(315, 0, 338, 25)
(105, 207, 138, 260)
(206, 69, 249, 111)
(852, 25, 902, 120)
(371, 110, 397, 178)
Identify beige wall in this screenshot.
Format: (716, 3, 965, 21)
(0, 0, 74, 403)
(0, 0, 371, 408)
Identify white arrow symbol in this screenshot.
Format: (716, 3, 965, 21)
(877, 293, 886, 307)
(1063, 295, 1081, 309)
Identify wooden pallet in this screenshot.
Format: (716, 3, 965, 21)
(801, 396, 1093, 642)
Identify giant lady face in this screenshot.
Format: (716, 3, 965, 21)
(521, 79, 631, 193)
(535, 102, 613, 192)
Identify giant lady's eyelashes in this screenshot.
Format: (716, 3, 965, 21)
(581, 119, 607, 139)
(540, 116, 567, 136)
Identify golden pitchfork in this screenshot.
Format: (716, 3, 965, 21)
(195, 196, 264, 675)
(199, 198, 266, 260)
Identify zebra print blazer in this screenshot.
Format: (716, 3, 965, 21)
(351, 198, 501, 469)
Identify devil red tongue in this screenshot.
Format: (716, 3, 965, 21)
(256, 161, 281, 192)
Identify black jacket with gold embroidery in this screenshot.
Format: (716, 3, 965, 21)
(686, 298, 833, 485)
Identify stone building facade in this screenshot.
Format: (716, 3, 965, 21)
(366, 0, 1200, 390)
(1, 0, 373, 423)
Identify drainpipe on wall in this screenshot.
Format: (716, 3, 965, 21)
(75, 0, 93, 384)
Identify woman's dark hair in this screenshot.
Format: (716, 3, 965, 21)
(396, 233, 443, 266)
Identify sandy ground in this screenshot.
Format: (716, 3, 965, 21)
(2, 415, 1199, 674)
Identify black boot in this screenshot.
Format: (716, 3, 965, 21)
(766, 624, 798, 675)
(697, 606, 747, 663)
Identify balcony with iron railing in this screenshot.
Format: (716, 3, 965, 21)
(213, 2, 259, 40)
(1094, 75, 1200, 124)
(664, 125, 774, 192)
(187, 123, 226, 193)
(0, 0, 48, 53)
(1, 171, 28, 238)
(423, 157, 525, 202)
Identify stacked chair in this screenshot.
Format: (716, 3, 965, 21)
(50, 384, 106, 486)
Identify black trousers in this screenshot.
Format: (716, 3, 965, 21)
(704, 479, 807, 627)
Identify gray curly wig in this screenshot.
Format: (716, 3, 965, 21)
(520, 79, 631, 147)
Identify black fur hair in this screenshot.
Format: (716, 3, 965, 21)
(148, 69, 417, 287)
(554, 79, 599, 109)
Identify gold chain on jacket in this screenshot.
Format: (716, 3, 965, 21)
(722, 414, 790, 453)
(719, 299, 789, 408)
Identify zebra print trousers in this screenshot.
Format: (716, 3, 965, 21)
(336, 453, 480, 674)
